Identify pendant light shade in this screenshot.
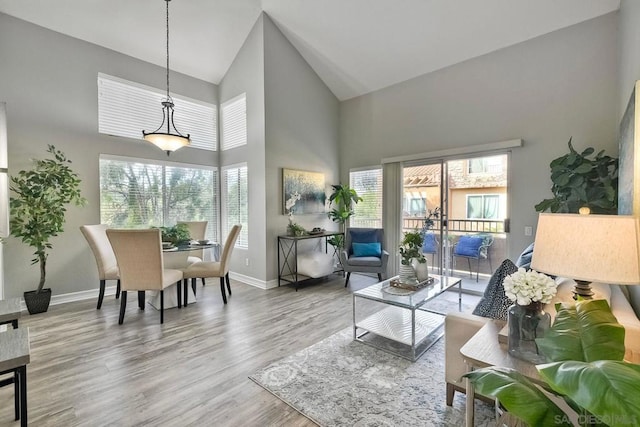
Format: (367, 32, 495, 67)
(143, 0, 190, 155)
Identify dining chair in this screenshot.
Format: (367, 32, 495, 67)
(80, 224, 121, 309)
(106, 229, 183, 324)
(183, 224, 242, 305)
(178, 220, 208, 285)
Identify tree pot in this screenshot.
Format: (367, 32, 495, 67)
(24, 289, 52, 314)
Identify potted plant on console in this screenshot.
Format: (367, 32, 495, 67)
(10, 145, 86, 314)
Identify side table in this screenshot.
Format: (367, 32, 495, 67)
(0, 298, 22, 329)
(0, 327, 30, 426)
(460, 321, 539, 426)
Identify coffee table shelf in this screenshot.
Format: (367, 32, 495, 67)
(353, 274, 461, 361)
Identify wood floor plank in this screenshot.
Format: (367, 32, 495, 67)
(0, 273, 479, 426)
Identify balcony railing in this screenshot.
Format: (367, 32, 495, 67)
(403, 218, 506, 234)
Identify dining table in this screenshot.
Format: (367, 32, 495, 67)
(147, 241, 219, 310)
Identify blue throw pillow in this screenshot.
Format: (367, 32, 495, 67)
(454, 236, 484, 257)
(349, 229, 378, 243)
(516, 243, 534, 269)
(352, 242, 381, 257)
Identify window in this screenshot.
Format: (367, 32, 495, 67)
(466, 194, 501, 220)
(350, 168, 383, 228)
(221, 93, 247, 150)
(222, 164, 248, 248)
(98, 73, 217, 151)
(99, 155, 218, 242)
(468, 155, 503, 174)
(404, 197, 426, 217)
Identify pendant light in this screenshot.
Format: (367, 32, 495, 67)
(143, 0, 190, 155)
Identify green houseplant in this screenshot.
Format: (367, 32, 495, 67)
(535, 138, 618, 214)
(327, 184, 362, 249)
(156, 223, 191, 245)
(465, 299, 640, 427)
(10, 145, 86, 314)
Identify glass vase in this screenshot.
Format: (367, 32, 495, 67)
(507, 302, 550, 364)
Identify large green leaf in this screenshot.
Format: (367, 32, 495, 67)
(536, 300, 625, 363)
(539, 360, 640, 427)
(464, 367, 571, 427)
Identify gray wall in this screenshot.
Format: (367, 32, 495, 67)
(0, 13, 218, 299)
(219, 16, 267, 282)
(619, 0, 640, 119)
(339, 13, 619, 262)
(263, 15, 340, 281)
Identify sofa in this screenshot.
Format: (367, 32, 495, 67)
(444, 278, 640, 406)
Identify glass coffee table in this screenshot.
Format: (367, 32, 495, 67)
(352, 273, 462, 361)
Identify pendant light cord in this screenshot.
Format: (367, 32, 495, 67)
(165, 0, 171, 100)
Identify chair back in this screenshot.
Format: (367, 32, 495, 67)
(345, 228, 384, 257)
(220, 225, 242, 274)
(106, 229, 164, 291)
(80, 224, 118, 280)
(178, 221, 208, 258)
(422, 232, 438, 254)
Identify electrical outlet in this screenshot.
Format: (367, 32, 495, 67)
(245, 258, 249, 266)
(524, 226, 533, 236)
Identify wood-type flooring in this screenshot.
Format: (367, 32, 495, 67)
(0, 274, 478, 426)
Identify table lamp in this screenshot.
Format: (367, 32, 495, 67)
(531, 213, 640, 299)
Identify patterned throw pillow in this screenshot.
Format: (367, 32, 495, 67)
(472, 259, 518, 320)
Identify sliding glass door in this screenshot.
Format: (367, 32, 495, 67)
(402, 153, 509, 284)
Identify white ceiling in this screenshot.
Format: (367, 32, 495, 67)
(0, 0, 620, 100)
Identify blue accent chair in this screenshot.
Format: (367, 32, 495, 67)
(340, 228, 389, 287)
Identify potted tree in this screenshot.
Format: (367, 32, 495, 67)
(327, 184, 362, 249)
(10, 145, 86, 314)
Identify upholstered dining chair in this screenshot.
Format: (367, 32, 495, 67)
(182, 224, 242, 305)
(106, 229, 183, 324)
(340, 228, 389, 287)
(421, 232, 438, 266)
(177, 221, 208, 264)
(80, 224, 120, 309)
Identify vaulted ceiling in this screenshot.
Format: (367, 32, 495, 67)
(0, 0, 620, 100)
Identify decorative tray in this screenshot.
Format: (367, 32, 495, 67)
(389, 276, 435, 291)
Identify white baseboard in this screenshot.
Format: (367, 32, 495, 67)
(17, 273, 277, 311)
(229, 272, 278, 289)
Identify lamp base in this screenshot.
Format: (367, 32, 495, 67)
(573, 280, 594, 300)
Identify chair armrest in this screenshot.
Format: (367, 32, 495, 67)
(340, 249, 349, 265)
(380, 249, 389, 264)
(444, 311, 491, 386)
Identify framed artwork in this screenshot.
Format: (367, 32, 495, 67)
(618, 80, 640, 216)
(282, 168, 326, 215)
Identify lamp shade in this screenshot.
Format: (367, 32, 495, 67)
(531, 213, 640, 285)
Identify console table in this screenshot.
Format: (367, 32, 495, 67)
(460, 321, 539, 426)
(277, 231, 343, 290)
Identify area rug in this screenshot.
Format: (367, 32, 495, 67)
(250, 301, 495, 426)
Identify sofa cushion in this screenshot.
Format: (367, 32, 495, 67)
(472, 259, 518, 320)
(352, 242, 381, 257)
(455, 236, 484, 257)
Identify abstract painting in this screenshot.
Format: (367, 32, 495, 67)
(283, 169, 326, 215)
(618, 80, 640, 215)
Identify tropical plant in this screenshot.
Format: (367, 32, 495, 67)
(10, 145, 86, 294)
(398, 230, 425, 266)
(464, 299, 640, 427)
(535, 138, 618, 214)
(327, 184, 362, 248)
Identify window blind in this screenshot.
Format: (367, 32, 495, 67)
(350, 168, 383, 228)
(99, 155, 218, 242)
(221, 93, 247, 150)
(222, 164, 248, 248)
(98, 74, 217, 151)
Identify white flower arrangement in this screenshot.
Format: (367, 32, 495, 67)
(503, 268, 557, 306)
